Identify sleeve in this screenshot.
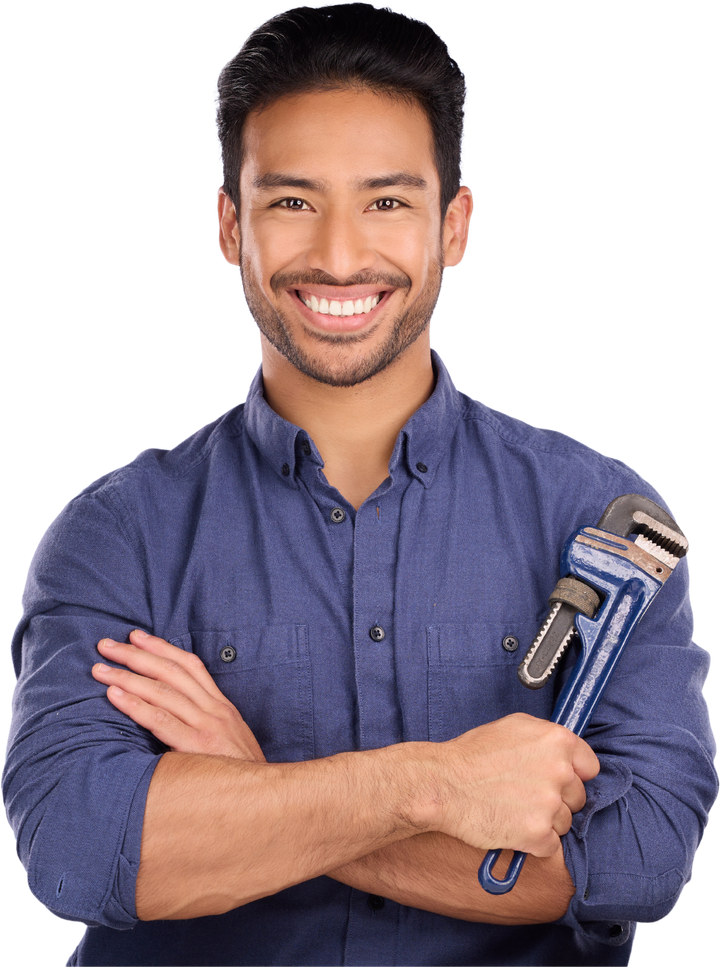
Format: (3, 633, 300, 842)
(556, 537, 718, 946)
(2, 485, 163, 928)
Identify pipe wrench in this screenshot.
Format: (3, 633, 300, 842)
(478, 494, 688, 895)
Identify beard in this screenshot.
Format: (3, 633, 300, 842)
(239, 258, 443, 388)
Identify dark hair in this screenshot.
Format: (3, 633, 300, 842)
(217, 3, 465, 216)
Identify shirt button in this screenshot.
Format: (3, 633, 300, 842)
(220, 645, 237, 663)
(369, 625, 385, 642)
(302, 441, 311, 456)
(330, 507, 346, 523)
(367, 894, 385, 911)
(416, 461, 428, 473)
(281, 463, 290, 477)
(502, 635, 519, 653)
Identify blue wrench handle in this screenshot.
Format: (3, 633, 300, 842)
(478, 525, 666, 895)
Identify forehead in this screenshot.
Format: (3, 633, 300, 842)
(240, 88, 439, 194)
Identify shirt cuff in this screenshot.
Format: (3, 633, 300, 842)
(559, 756, 635, 946)
(103, 756, 160, 927)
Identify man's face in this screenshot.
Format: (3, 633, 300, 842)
(223, 87, 466, 387)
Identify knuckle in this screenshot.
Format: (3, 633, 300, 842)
(552, 724, 577, 749)
(196, 728, 225, 755)
(553, 758, 575, 785)
(537, 786, 562, 817)
(216, 703, 241, 724)
(184, 651, 205, 670)
(153, 679, 175, 698)
(159, 656, 181, 674)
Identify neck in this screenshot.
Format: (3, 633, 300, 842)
(260, 336, 435, 510)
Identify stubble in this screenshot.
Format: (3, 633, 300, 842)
(240, 260, 443, 388)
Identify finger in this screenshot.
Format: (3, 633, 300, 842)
(94, 666, 263, 760)
(560, 772, 588, 815)
(102, 631, 231, 707)
(93, 661, 209, 725)
(92, 660, 255, 751)
(526, 826, 562, 859)
(97, 638, 224, 715)
(572, 736, 601, 782)
(552, 801, 574, 838)
(127, 630, 234, 705)
(102, 682, 220, 755)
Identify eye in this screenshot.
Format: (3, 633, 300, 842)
(368, 198, 402, 211)
(274, 198, 311, 211)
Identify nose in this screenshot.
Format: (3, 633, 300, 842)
(305, 205, 375, 281)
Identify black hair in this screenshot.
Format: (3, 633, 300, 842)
(217, 3, 465, 216)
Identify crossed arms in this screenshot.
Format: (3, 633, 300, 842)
(92, 629, 599, 923)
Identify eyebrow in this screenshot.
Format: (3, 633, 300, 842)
(252, 171, 428, 193)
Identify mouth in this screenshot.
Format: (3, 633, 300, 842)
(298, 292, 382, 317)
(291, 287, 390, 332)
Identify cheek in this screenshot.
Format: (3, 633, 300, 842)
(376, 219, 440, 279)
(245, 217, 310, 283)
(239, 224, 277, 287)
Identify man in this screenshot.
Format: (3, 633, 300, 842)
(3, 4, 716, 966)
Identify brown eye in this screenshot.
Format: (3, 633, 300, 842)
(372, 198, 398, 211)
(278, 198, 308, 210)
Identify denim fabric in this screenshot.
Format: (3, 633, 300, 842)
(4, 353, 716, 966)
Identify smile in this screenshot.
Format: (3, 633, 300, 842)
(298, 292, 382, 317)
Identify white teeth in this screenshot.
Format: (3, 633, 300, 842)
(301, 293, 381, 316)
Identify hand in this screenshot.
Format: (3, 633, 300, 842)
(92, 630, 265, 762)
(415, 713, 599, 858)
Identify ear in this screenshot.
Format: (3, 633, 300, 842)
(218, 189, 241, 265)
(441, 186, 473, 267)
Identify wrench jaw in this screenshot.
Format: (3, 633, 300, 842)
(631, 511, 688, 570)
(517, 602, 577, 689)
(517, 496, 687, 692)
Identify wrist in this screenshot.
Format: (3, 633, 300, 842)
(379, 741, 446, 835)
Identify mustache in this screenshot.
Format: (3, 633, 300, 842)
(270, 268, 412, 295)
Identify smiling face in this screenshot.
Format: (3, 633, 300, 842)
(219, 87, 471, 388)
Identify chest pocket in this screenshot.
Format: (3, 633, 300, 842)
(171, 625, 315, 762)
(426, 623, 552, 742)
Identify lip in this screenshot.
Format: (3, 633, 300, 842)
(289, 287, 392, 333)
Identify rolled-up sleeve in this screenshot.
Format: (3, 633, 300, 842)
(557, 554, 718, 944)
(3, 482, 163, 928)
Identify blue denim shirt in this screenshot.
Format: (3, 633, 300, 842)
(4, 354, 716, 966)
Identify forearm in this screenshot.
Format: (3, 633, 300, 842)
(328, 832, 574, 924)
(97, 634, 597, 922)
(137, 740, 577, 924)
(136, 744, 434, 920)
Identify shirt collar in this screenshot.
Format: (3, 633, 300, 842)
(243, 351, 464, 489)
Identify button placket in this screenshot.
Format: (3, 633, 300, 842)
(352, 495, 403, 750)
